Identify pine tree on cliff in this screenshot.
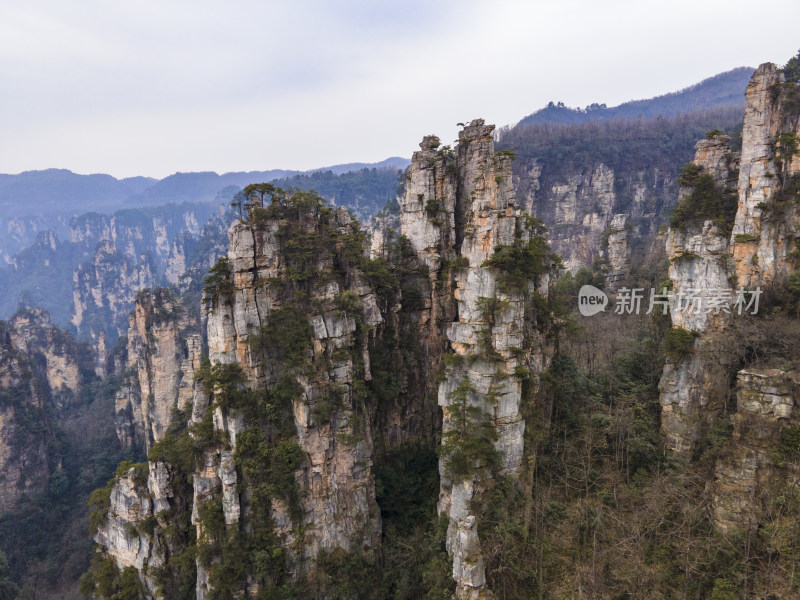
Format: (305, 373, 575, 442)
(781, 49, 800, 83)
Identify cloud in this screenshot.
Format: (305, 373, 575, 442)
(1, 0, 799, 177)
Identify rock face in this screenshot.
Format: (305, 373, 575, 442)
(712, 368, 800, 533)
(659, 64, 800, 456)
(658, 134, 739, 454)
(91, 121, 558, 599)
(731, 63, 800, 289)
(0, 337, 51, 512)
(402, 120, 556, 598)
(8, 308, 83, 407)
(114, 289, 203, 452)
(71, 240, 158, 361)
(0, 309, 87, 513)
(66, 204, 227, 369)
(206, 207, 383, 565)
(93, 464, 167, 597)
(69, 206, 207, 278)
(604, 214, 630, 290)
(514, 157, 672, 281)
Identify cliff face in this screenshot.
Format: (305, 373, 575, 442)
(95, 203, 388, 599)
(498, 101, 746, 288)
(712, 368, 800, 533)
(0, 332, 51, 513)
(512, 155, 676, 283)
(659, 64, 800, 456)
(90, 120, 558, 600)
(69, 207, 206, 277)
(115, 289, 203, 452)
(401, 120, 557, 598)
(8, 308, 83, 407)
(205, 205, 384, 567)
(659, 135, 739, 454)
(730, 63, 800, 288)
(0, 309, 87, 512)
(522, 164, 619, 272)
(71, 241, 158, 370)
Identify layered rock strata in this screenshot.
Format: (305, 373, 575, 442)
(731, 63, 800, 288)
(712, 369, 800, 533)
(659, 64, 800, 455)
(114, 289, 203, 452)
(402, 120, 556, 598)
(92, 120, 557, 599)
(658, 134, 739, 454)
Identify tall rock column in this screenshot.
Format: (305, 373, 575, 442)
(731, 62, 800, 288)
(403, 120, 555, 598)
(659, 134, 739, 454)
(114, 289, 201, 452)
(712, 368, 800, 533)
(199, 204, 384, 596)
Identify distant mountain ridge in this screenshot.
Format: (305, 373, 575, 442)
(518, 66, 754, 126)
(0, 158, 411, 218)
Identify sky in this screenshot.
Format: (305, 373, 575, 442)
(1, 0, 799, 179)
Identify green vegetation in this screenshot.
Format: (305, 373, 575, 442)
(0, 324, 133, 597)
(425, 197, 441, 218)
(203, 256, 234, 306)
(734, 233, 760, 243)
(663, 327, 700, 362)
(779, 48, 800, 85)
(438, 379, 501, 480)
(375, 445, 455, 600)
(671, 250, 701, 263)
(516, 68, 751, 127)
(235, 432, 305, 511)
(114, 460, 149, 485)
(249, 306, 312, 371)
(670, 163, 738, 234)
(268, 167, 405, 221)
(79, 555, 144, 600)
(483, 229, 561, 295)
(500, 107, 744, 189)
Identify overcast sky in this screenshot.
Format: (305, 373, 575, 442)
(2, 0, 799, 179)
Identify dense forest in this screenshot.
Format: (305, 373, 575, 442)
(518, 67, 752, 126)
(499, 106, 744, 188)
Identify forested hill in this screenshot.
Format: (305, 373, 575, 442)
(270, 167, 404, 220)
(518, 66, 753, 125)
(496, 105, 745, 272)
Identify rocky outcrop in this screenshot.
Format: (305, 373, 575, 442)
(69, 206, 207, 274)
(659, 64, 800, 458)
(367, 205, 401, 260)
(114, 289, 203, 452)
(207, 206, 383, 561)
(712, 368, 800, 533)
(71, 241, 158, 354)
(8, 308, 83, 407)
(0, 311, 82, 512)
(730, 63, 800, 288)
(604, 214, 630, 290)
(658, 134, 739, 455)
(92, 121, 558, 599)
(93, 464, 166, 597)
(0, 354, 50, 513)
(402, 120, 557, 598)
(514, 157, 672, 283)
